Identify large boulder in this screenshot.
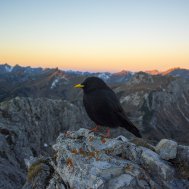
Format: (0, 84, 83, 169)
(0, 97, 91, 189)
(23, 129, 189, 189)
(155, 139, 178, 160)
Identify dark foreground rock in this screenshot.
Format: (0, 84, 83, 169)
(0, 97, 141, 189)
(0, 97, 91, 189)
(1, 96, 189, 189)
(23, 129, 189, 189)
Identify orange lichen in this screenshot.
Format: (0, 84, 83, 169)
(89, 151, 95, 158)
(77, 148, 101, 160)
(79, 148, 86, 156)
(66, 158, 74, 168)
(71, 149, 78, 154)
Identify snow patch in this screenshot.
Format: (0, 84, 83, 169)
(51, 78, 59, 89)
(98, 73, 111, 80)
(5, 65, 13, 72)
(44, 143, 48, 147)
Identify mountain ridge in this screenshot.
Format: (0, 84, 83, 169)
(1, 63, 189, 78)
(0, 63, 189, 188)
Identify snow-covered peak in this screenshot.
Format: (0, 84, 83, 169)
(5, 65, 13, 72)
(0, 64, 13, 72)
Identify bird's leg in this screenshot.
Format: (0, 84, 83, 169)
(90, 125, 99, 132)
(103, 128, 110, 138)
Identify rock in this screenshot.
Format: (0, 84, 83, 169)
(46, 175, 66, 189)
(107, 174, 136, 189)
(23, 129, 189, 189)
(22, 158, 54, 189)
(117, 75, 189, 144)
(130, 138, 155, 152)
(0, 97, 92, 189)
(174, 145, 189, 178)
(1, 96, 189, 188)
(176, 145, 189, 167)
(141, 148, 174, 180)
(155, 139, 178, 160)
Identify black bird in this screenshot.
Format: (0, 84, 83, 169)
(74, 77, 141, 138)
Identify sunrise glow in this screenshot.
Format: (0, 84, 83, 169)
(0, 0, 189, 72)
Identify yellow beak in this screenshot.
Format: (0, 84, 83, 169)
(74, 84, 84, 88)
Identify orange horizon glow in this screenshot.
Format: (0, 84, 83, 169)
(1, 44, 189, 72)
(1, 1, 189, 72)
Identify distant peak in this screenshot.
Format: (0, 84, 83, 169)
(145, 70, 160, 75)
(162, 67, 181, 75)
(113, 70, 131, 76)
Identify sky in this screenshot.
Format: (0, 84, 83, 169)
(0, 0, 189, 72)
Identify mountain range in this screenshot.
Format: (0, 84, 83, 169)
(0, 63, 189, 188)
(0, 63, 188, 102)
(0, 63, 188, 141)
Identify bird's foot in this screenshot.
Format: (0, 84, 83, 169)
(100, 128, 110, 143)
(102, 128, 110, 138)
(90, 125, 99, 132)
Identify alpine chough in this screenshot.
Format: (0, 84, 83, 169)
(74, 77, 141, 138)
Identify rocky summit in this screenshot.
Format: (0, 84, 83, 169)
(22, 128, 189, 189)
(0, 97, 91, 189)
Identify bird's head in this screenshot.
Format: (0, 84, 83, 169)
(74, 77, 109, 93)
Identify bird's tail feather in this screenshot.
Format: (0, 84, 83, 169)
(119, 114, 142, 138)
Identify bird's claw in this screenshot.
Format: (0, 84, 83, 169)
(90, 126, 99, 133)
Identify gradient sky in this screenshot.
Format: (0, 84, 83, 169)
(0, 0, 189, 72)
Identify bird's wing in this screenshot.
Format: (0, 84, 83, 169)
(103, 90, 125, 113)
(83, 89, 123, 125)
(84, 89, 141, 137)
(104, 90, 142, 138)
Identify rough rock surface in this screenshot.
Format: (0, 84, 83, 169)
(1, 95, 189, 188)
(116, 73, 189, 144)
(0, 97, 92, 189)
(0, 97, 142, 189)
(155, 139, 178, 160)
(0, 64, 189, 144)
(174, 144, 189, 179)
(24, 129, 189, 189)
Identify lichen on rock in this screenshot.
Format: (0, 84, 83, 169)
(23, 128, 189, 189)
